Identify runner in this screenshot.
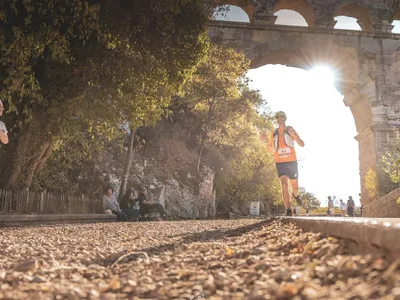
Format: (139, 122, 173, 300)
(268, 111, 305, 216)
(0, 100, 8, 145)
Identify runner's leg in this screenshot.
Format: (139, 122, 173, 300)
(279, 175, 291, 209)
(290, 179, 299, 197)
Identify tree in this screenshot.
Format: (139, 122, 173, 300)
(182, 44, 251, 172)
(177, 43, 281, 211)
(0, 0, 210, 188)
(30, 39, 284, 215)
(298, 187, 321, 210)
(382, 147, 400, 184)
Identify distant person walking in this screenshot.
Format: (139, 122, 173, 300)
(305, 205, 310, 217)
(266, 111, 305, 216)
(0, 100, 9, 144)
(347, 196, 355, 217)
(327, 196, 334, 216)
(339, 199, 347, 217)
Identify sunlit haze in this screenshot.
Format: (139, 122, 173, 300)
(211, 6, 400, 205)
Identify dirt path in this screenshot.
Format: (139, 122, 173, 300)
(1, 219, 399, 299)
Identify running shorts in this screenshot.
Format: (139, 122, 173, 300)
(276, 161, 298, 180)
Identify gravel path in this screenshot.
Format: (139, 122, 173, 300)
(1, 219, 399, 299)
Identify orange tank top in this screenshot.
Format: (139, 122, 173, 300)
(271, 127, 297, 163)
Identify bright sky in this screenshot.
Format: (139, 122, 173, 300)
(213, 7, 400, 206)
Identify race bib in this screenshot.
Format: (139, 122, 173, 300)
(277, 148, 291, 156)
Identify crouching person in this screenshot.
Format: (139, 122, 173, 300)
(103, 187, 127, 221)
(138, 187, 167, 220)
(120, 188, 140, 221)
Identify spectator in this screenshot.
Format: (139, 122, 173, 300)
(0, 100, 9, 144)
(347, 196, 355, 217)
(120, 188, 140, 221)
(137, 187, 167, 220)
(102, 187, 127, 221)
(339, 199, 347, 217)
(305, 205, 310, 217)
(327, 196, 334, 216)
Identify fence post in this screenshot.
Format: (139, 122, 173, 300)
(24, 187, 29, 214)
(81, 194, 85, 214)
(40, 191, 44, 213)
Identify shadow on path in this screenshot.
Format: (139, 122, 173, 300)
(99, 219, 272, 266)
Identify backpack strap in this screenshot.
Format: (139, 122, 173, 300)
(285, 126, 293, 135)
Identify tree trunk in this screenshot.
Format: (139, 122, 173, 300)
(197, 143, 206, 173)
(119, 126, 137, 198)
(3, 109, 53, 189)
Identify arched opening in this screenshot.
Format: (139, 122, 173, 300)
(274, 9, 308, 27)
(248, 64, 360, 205)
(213, 5, 250, 23)
(273, 0, 315, 26)
(213, 1, 253, 22)
(334, 16, 362, 31)
(334, 3, 374, 32)
(393, 21, 400, 33)
(246, 39, 376, 205)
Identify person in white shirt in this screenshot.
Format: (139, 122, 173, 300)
(0, 101, 8, 144)
(339, 199, 347, 217)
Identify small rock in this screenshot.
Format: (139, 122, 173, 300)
(14, 260, 41, 273)
(31, 276, 47, 283)
(252, 247, 266, 255)
(303, 287, 319, 299)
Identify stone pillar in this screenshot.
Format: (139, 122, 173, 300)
(312, 11, 337, 29)
(372, 20, 395, 33)
(355, 126, 377, 205)
(251, 1, 277, 25)
(252, 13, 277, 25)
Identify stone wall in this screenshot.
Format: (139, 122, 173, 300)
(363, 188, 400, 217)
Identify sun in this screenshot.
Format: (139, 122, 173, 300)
(309, 66, 335, 86)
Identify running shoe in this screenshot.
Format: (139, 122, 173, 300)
(286, 208, 292, 216)
(292, 193, 303, 206)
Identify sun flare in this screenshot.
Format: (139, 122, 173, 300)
(310, 66, 335, 86)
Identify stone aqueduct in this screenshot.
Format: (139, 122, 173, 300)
(208, 0, 400, 214)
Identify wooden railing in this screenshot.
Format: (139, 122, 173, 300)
(0, 189, 102, 214)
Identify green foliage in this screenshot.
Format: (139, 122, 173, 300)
(0, 0, 211, 187)
(382, 147, 400, 184)
(365, 168, 378, 199)
(309, 207, 342, 215)
(180, 44, 281, 211)
(297, 187, 321, 209)
(365, 164, 398, 201)
(397, 197, 400, 207)
(30, 28, 282, 214)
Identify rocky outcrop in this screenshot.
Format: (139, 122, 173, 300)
(103, 135, 216, 219)
(155, 166, 216, 218)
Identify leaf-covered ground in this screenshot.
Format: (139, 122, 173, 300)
(1, 219, 399, 299)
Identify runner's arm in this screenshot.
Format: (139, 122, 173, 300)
(0, 130, 8, 144)
(288, 128, 304, 147)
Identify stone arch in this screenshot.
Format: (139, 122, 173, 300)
(246, 37, 377, 204)
(248, 38, 374, 133)
(214, 0, 255, 22)
(334, 3, 375, 32)
(272, 0, 316, 26)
